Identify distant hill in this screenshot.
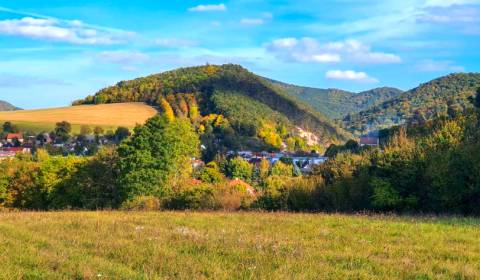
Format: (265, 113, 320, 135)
(0, 102, 157, 133)
(268, 79, 402, 119)
(344, 73, 480, 135)
(75, 64, 352, 149)
(0, 100, 21, 111)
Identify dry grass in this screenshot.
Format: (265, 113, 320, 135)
(0, 211, 479, 279)
(0, 103, 158, 132)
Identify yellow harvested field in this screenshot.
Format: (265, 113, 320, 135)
(0, 102, 158, 128)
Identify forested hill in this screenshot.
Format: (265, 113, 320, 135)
(0, 100, 21, 111)
(268, 79, 402, 119)
(343, 73, 480, 135)
(74, 64, 352, 150)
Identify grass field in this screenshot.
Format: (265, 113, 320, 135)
(0, 103, 158, 133)
(0, 212, 479, 279)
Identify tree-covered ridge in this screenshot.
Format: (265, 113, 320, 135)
(74, 64, 351, 147)
(267, 79, 402, 119)
(0, 100, 21, 111)
(344, 73, 480, 135)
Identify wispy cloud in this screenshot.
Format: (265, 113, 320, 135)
(0, 17, 134, 45)
(188, 4, 227, 12)
(240, 18, 264, 26)
(325, 70, 378, 83)
(266, 38, 401, 64)
(155, 38, 198, 48)
(415, 59, 465, 72)
(0, 73, 70, 87)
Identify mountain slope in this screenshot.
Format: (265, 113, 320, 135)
(75, 64, 351, 149)
(344, 73, 480, 134)
(268, 79, 402, 119)
(0, 100, 21, 111)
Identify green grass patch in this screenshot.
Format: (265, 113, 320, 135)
(0, 212, 478, 279)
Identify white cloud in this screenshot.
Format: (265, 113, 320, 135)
(155, 38, 198, 48)
(417, 4, 479, 25)
(240, 18, 264, 25)
(326, 70, 378, 83)
(188, 4, 227, 12)
(415, 59, 465, 72)
(97, 51, 149, 65)
(0, 17, 133, 45)
(265, 37, 401, 64)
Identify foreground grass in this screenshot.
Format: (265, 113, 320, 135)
(0, 103, 157, 133)
(0, 212, 479, 279)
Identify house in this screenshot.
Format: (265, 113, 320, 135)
(360, 136, 379, 147)
(6, 133, 23, 144)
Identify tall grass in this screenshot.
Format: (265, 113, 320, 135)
(0, 211, 478, 279)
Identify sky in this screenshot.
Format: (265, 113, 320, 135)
(0, 0, 479, 109)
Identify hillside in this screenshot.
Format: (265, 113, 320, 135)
(0, 100, 21, 111)
(268, 79, 402, 119)
(344, 73, 480, 134)
(75, 64, 352, 150)
(0, 102, 157, 133)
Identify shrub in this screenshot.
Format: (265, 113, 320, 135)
(120, 196, 161, 211)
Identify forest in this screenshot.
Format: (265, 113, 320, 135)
(1, 88, 479, 214)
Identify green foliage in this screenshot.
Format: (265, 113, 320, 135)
(223, 156, 253, 182)
(117, 115, 200, 200)
(2, 121, 19, 133)
(345, 73, 480, 135)
(271, 161, 293, 177)
(198, 162, 224, 183)
(54, 121, 71, 142)
(75, 64, 351, 146)
(270, 79, 403, 119)
(114, 126, 130, 142)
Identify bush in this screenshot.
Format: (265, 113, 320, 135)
(121, 196, 161, 211)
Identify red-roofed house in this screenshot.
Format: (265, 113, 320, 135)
(6, 133, 24, 144)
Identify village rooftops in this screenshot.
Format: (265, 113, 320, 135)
(359, 136, 379, 146)
(6, 133, 23, 141)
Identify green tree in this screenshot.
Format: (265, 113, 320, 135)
(114, 127, 130, 143)
(224, 157, 253, 182)
(475, 87, 480, 108)
(54, 121, 71, 142)
(2, 121, 19, 133)
(117, 115, 200, 200)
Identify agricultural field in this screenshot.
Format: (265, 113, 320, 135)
(0, 211, 478, 279)
(0, 103, 158, 133)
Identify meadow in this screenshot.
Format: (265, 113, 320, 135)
(0, 211, 478, 279)
(0, 103, 157, 133)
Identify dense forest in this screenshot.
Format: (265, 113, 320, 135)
(1, 93, 479, 214)
(74, 64, 351, 153)
(268, 79, 403, 119)
(0, 100, 20, 111)
(344, 73, 480, 135)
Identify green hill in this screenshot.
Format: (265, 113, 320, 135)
(75, 64, 351, 152)
(268, 79, 402, 119)
(0, 100, 20, 111)
(343, 73, 480, 135)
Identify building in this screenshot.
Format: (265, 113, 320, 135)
(5, 133, 24, 144)
(359, 136, 379, 147)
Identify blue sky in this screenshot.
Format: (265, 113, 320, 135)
(0, 0, 479, 109)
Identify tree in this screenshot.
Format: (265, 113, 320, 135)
(54, 121, 71, 142)
(80, 125, 92, 135)
(117, 116, 200, 200)
(223, 157, 253, 182)
(93, 126, 104, 136)
(2, 122, 19, 133)
(114, 127, 130, 143)
(475, 87, 480, 108)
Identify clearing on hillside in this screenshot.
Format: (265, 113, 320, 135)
(0, 102, 157, 133)
(0, 211, 478, 279)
